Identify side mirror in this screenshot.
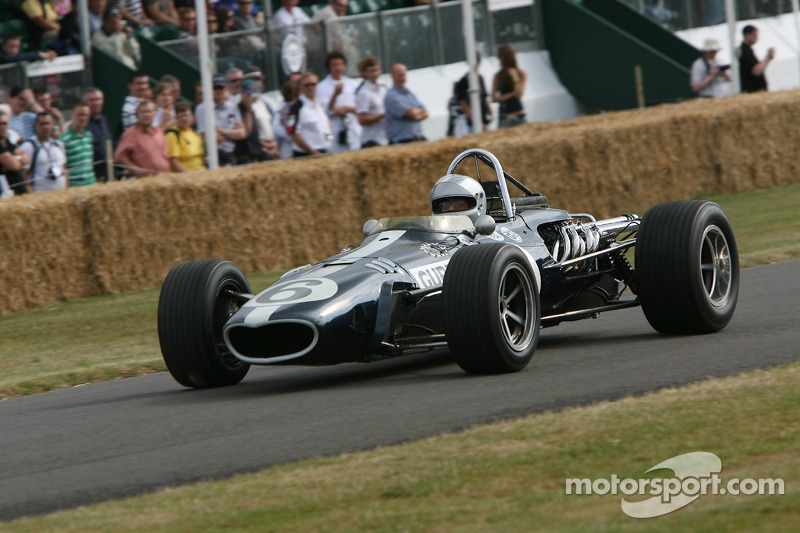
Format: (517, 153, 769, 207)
(362, 219, 379, 236)
(475, 215, 496, 236)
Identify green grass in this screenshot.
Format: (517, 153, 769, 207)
(0, 181, 798, 400)
(1, 182, 798, 530)
(0, 271, 283, 399)
(4, 361, 798, 532)
(699, 182, 800, 266)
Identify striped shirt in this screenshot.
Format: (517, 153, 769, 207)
(60, 127, 97, 187)
(113, 0, 144, 20)
(10, 112, 36, 142)
(121, 96, 140, 132)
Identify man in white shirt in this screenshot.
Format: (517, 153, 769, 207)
(19, 112, 68, 193)
(317, 51, 362, 153)
(287, 73, 332, 157)
(195, 74, 246, 165)
(690, 38, 730, 98)
(121, 70, 150, 132)
(91, 7, 141, 70)
(273, 0, 310, 43)
(355, 55, 388, 148)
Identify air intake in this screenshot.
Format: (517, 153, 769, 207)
(226, 321, 318, 363)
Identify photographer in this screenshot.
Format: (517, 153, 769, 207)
(19, 112, 68, 193)
(691, 38, 730, 98)
(739, 25, 775, 93)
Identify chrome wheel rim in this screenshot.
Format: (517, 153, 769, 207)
(700, 225, 732, 308)
(498, 263, 536, 353)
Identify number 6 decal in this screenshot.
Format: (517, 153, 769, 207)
(255, 278, 339, 305)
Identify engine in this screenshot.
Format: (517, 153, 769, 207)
(541, 214, 640, 269)
(548, 220, 601, 264)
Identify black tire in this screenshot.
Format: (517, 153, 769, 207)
(158, 260, 251, 388)
(635, 200, 739, 334)
(442, 243, 541, 374)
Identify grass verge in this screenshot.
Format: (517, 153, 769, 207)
(699, 181, 800, 266)
(4, 361, 798, 531)
(0, 271, 283, 399)
(1, 181, 798, 400)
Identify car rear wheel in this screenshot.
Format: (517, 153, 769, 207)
(158, 259, 251, 388)
(442, 243, 540, 374)
(635, 200, 739, 334)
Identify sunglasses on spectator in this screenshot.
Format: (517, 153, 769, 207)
(0, 122, 8, 126)
(230, 78, 243, 83)
(303, 82, 317, 87)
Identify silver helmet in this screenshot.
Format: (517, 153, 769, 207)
(429, 174, 486, 223)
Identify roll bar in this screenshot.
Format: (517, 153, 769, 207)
(446, 148, 534, 221)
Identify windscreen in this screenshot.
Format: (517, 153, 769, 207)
(367, 216, 474, 235)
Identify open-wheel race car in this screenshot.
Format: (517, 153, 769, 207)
(158, 148, 739, 388)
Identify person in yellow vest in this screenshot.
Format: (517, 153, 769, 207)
(166, 102, 206, 172)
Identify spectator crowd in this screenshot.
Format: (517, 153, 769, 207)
(3, 1, 781, 200)
(0, 0, 533, 197)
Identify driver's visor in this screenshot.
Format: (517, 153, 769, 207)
(433, 196, 475, 214)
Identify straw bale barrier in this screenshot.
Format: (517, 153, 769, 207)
(1, 90, 799, 315)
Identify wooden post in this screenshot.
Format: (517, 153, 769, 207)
(635, 65, 645, 109)
(105, 139, 114, 181)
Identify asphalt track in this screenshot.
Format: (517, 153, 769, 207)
(1, 260, 798, 521)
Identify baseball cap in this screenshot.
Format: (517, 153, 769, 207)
(104, 7, 122, 21)
(243, 67, 264, 80)
(242, 79, 261, 96)
(212, 74, 227, 88)
(702, 38, 722, 52)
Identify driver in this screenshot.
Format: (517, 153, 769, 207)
(429, 174, 486, 223)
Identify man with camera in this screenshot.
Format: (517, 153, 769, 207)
(19, 112, 68, 193)
(738, 25, 775, 93)
(691, 38, 730, 98)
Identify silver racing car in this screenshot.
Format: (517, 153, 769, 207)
(158, 148, 739, 388)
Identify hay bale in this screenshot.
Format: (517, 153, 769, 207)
(2, 89, 800, 314)
(0, 189, 92, 313)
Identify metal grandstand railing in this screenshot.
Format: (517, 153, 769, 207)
(0, 64, 28, 94)
(0, 61, 86, 125)
(159, 0, 541, 89)
(618, 0, 796, 31)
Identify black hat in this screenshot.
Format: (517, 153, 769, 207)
(212, 74, 227, 88)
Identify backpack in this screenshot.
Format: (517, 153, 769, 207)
(22, 137, 64, 178)
(165, 127, 181, 144)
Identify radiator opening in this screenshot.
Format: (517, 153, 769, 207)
(227, 321, 317, 360)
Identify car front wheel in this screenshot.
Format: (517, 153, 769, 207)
(158, 259, 251, 388)
(442, 243, 541, 374)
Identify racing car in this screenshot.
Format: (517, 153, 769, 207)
(158, 148, 739, 388)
